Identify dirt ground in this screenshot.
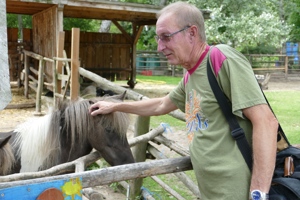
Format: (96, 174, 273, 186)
(1, 76, 300, 199)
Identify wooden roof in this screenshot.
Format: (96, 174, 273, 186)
(6, 0, 210, 25)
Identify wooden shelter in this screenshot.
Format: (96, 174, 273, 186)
(6, 0, 210, 88)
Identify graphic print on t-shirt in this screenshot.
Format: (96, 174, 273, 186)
(185, 89, 208, 141)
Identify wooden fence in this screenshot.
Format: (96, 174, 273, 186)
(0, 126, 196, 199)
(245, 54, 300, 76)
(136, 51, 184, 77)
(8, 44, 197, 199)
(2, 65, 197, 199)
(136, 51, 300, 78)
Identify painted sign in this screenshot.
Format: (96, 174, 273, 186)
(0, 177, 82, 200)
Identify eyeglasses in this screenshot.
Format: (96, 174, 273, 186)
(155, 26, 191, 43)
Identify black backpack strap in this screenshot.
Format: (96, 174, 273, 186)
(206, 57, 253, 171)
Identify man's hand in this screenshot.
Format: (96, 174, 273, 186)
(89, 101, 116, 116)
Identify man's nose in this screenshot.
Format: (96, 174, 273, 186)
(157, 40, 166, 52)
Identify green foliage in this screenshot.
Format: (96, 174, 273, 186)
(6, 0, 300, 52)
(63, 18, 100, 32)
(86, 162, 100, 170)
(7, 14, 32, 28)
(240, 44, 278, 54)
(287, 0, 300, 41)
(137, 26, 157, 51)
(187, 0, 293, 51)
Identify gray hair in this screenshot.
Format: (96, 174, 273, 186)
(156, 1, 206, 42)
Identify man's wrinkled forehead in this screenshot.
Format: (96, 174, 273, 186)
(156, 13, 178, 33)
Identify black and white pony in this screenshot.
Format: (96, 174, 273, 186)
(0, 92, 134, 175)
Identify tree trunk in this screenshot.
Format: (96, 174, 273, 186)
(0, 1, 12, 110)
(99, 20, 111, 32)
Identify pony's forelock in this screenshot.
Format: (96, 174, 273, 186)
(90, 96, 130, 138)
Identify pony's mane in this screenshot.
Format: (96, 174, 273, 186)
(12, 95, 130, 172)
(88, 95, 130, 137)
(13, 114, 54, 172)
(0, 142, 15, 175)
(63, 97, 129, 143)
(44, 96, 130, 169)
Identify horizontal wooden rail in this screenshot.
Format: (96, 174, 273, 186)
(88, 68, 132, 72)
(253, 68, 285, 71)
(0, 156, 192, 189)
(23, 50, 43, 60)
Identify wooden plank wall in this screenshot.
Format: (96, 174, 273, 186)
(64, 31, 131, 82)
(7, 28, 32, 82)
(32, 5, 57, 84)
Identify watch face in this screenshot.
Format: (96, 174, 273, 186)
(252, 190, 261, 200)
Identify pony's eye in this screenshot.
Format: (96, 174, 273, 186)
(105, 127, 113, 133)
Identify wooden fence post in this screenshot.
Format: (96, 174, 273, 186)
(34, 58, 45, 115)
(24, 54, 29, 98)
(56, 31, 65, 96)
(285, 55, 288, 78)
(130, 116, 150, 199)
(70, 28, 80, 101)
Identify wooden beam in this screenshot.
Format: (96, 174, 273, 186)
(24, 54, 29, 98)
(56, 31, 65, 95)
(5, 102, 35, 109)
(131, 24, 144, 85)
(130, 116, 150, 198)
(34, 59, 45, 115)
(70, 28, 80, 101)
(0, 156, 193, 189)
(112, 20, 133, 43)
(23, 50, 43, 60)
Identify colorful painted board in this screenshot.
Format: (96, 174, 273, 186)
(0, 178, 82, 200)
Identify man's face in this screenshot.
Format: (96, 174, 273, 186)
(155, 14, 191, 66)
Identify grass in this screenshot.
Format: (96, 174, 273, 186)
(142, 171, 198, 200)
(264, 91, 300, 144)
(136, 75, 185, 130)
(136, 75, 182, 85)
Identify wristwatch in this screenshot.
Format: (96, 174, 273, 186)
(249, 190, 269, 200)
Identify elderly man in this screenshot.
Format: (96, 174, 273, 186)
(90, 2, 278, 199)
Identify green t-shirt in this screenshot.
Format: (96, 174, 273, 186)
(169, 44, 266, 200)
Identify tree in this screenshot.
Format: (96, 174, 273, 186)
(187, 0, 293, 53)
(7, 14, 32, 28)
(1, 2, 12, 110)
(63, 18, 100, 32)
(287, 0, 300, 41)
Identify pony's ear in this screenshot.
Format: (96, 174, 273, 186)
(88, 100, 95, 105)
(113, 91, 127, 101)
(0, 135, 12, 149)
